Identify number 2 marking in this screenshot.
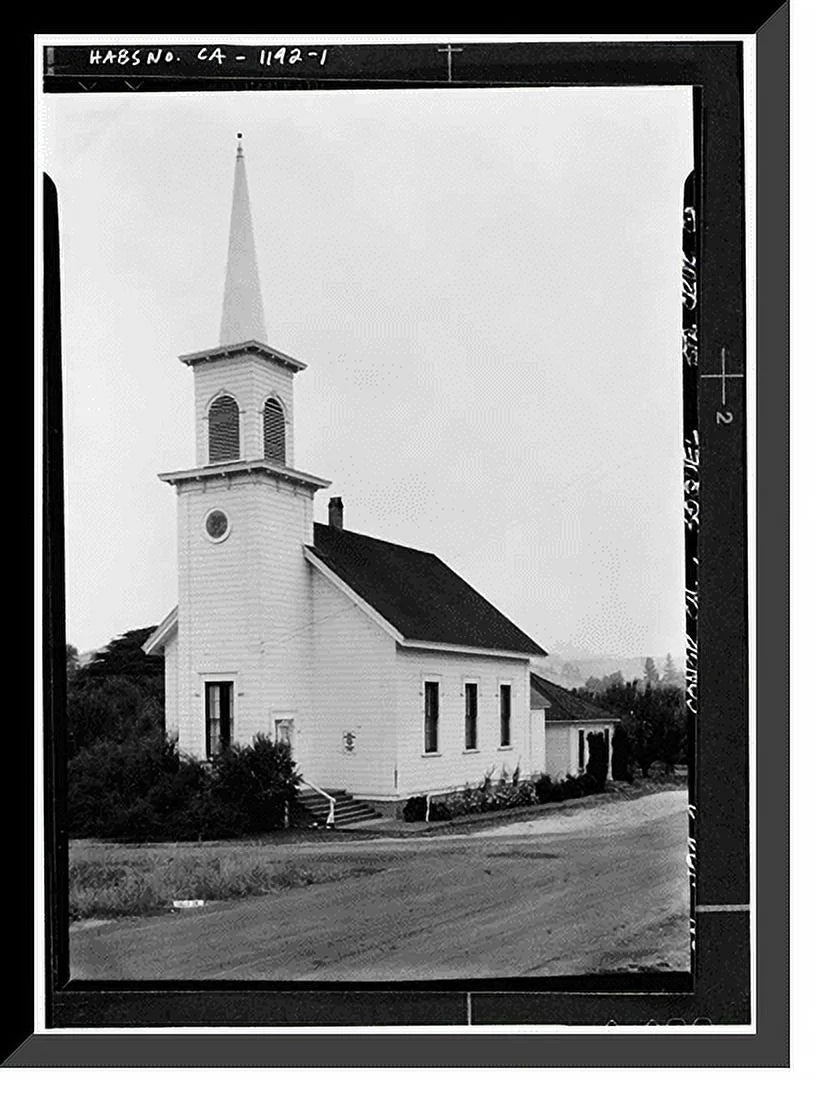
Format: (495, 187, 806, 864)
(716, 410, 733, 425)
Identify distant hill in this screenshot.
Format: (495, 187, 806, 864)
(533, 653, 684, 690)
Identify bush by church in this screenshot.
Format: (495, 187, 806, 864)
(401, 766, 608, 823)
(67, 731, 299, 841)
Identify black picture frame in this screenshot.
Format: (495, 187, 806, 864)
(16, 6, 788, 1067)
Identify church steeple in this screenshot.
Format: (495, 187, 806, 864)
(178, 136, 314, 474)
(219, 134, 268, 347)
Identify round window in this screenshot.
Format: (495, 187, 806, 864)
(204, 509, 230, 543)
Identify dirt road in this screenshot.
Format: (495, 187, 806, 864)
(70, 790, 690, 981)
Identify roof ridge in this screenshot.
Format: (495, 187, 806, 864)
(313, 521, 441, 561)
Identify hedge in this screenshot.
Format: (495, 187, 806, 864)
(401, 770, 605, 823)
(68, 731, 299, 840)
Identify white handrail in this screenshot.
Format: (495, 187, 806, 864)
(301, 777, 336, 828)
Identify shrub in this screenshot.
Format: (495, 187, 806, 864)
(611, 723, 634, 782)
(534, 773, 563, 804)
(440, 791, 471, 819)
(208, 734, 300, 834)
(402, 795, 427, 822)
(488, 780, 536, 811)
(401, 761, 617, 826)
(67, 731, 299, 841)
(423, 773, 541, 821)
(514, 780, 538, 807)
(561, 774, 587, 800)
(67, 731, 185, 838)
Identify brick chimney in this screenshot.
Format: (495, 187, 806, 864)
(328, 496, 344, 530)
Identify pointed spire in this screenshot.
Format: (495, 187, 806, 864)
(219, 133, 268, 347)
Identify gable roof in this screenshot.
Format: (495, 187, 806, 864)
(530, 672, 619, 722)
(309, 523, 546, 657)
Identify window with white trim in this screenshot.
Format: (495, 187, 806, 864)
(464, 683, 478, 750)
(499, 684, 512, 747)
(205, 681, 234, 758)
(424, 681, 439, 753)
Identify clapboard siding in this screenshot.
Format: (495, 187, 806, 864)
(542, 722, 612, 780)
(174, 468, 317, 761)
(393, 647, 533, 798)
(192, 354, 295, 467)
(530, 708, 546, 776)
(544, 721, 575, 779)
(305, 570, 397, 795)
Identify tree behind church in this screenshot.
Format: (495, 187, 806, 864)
(578, 676, 687, 777)
(643, 656, 661, 686)
(66, 626, 164, 755)
(65, 628, 301, 838)
(662, 652, 682, 687)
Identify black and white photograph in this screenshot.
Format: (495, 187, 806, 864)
(42, 76, 698, 986)
(13, 0, 807, 1075)
(7, 0, 815, 1072)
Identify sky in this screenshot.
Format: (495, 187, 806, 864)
(41, 85, 693, 660)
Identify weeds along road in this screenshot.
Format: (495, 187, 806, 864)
(70, 790, 690, 981)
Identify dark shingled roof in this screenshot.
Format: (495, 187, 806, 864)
(310, 523, 546, 656)
(530, 673, 619, 722)
(530, 686, 549, 710)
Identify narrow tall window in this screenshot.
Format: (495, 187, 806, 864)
(578, 729, 585, 771)
(464, 683, 478, 750)
(424, 681, 439, 753)
(205, 681, 234, 758)
(208, 395, 240, 462)
(499, 685, 512, 747)
(263, 397, 286, 463)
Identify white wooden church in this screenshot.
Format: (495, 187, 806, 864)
(144, 139, 614, 816)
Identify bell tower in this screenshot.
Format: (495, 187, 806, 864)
(159, 136, 330, 763)
(184, 134, 304, 471)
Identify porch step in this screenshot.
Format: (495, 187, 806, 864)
(296, 788, 382, 828)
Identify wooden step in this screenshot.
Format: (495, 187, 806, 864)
(335, 810, 383, 826)
(295, 788, 381, 827)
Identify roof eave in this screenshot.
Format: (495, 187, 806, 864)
(143, 606, 179, 655)
(545, 714, 620, 724)
(159, 459, 331, 491)
(178, 340, 306, 373)
(398, 638, 546, 661)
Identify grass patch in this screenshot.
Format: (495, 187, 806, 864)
(69, 843, 388, 920)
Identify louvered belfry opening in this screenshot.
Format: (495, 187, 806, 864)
(208, 395, 240, 462)
(263, 397, 286, 463)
